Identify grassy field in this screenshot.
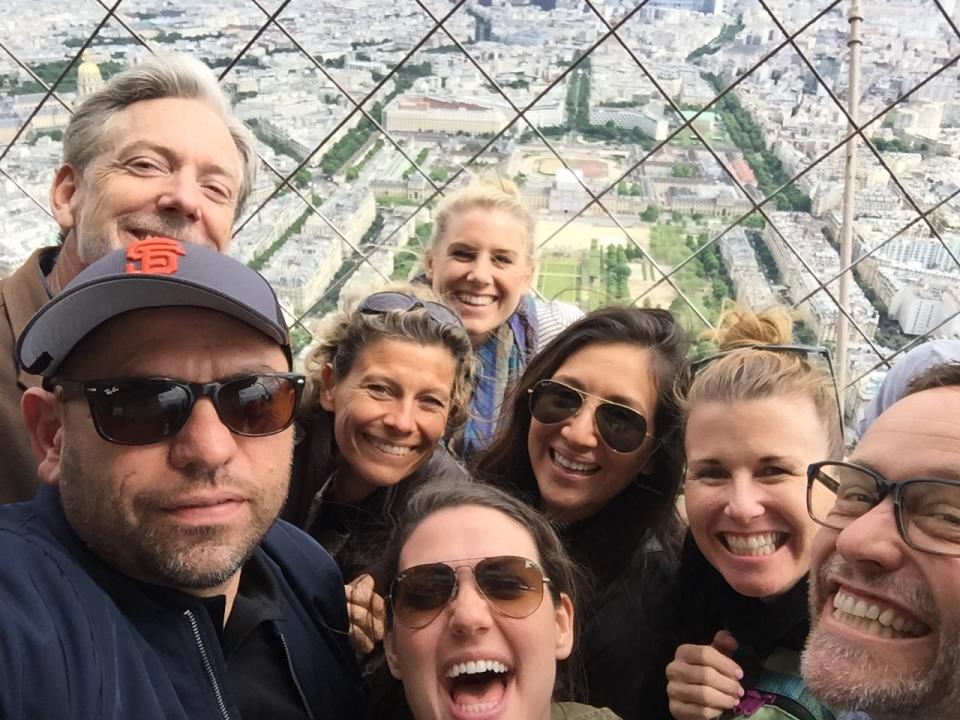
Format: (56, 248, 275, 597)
(538, 257, 580, 303)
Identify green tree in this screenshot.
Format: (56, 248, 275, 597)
(641, 205, 660, 223)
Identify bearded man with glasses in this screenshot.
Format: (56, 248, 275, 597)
(0, 239, 360, 720)
(802, 361, 960, 720)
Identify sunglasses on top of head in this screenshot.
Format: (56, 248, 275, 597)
(359, 291, 464, 330)
(527, 379, 651, 454)
(48, 373, 305, 446)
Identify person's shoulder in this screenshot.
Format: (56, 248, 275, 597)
(262, 519, 343, 578)
(533, 298, 584, 349)
(0, 503, 96, 598)
(551, 701, 622, 720)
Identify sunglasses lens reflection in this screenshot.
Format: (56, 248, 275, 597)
(391, 556, 546, 628)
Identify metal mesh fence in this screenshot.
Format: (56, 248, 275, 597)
(2, 0, 960, 431)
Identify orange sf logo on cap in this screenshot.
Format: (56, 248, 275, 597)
(125, 238, 186, 275)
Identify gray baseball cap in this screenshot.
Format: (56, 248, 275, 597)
(17, 238, 291, 378)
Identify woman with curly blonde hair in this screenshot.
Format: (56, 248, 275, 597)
(283, 284, 477, 655)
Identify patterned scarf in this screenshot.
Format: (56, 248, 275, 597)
(460, 295, 539, 459)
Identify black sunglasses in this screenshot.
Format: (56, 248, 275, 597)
(528, 379, 651, 453)
(51, 373, 305, 445)
(359, 291, 464, 330)
(388, 555, 551, 629)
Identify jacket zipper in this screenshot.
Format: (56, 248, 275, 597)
(277, 629, 317, 720)
(183, 609, 231, 720)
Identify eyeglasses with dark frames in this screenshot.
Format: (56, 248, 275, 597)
(808, 460, 960, 557)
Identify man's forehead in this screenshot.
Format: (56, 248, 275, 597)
(65, 307, 285, 378)
(854, 386, 960, 479)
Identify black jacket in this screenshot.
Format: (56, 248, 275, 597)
(559, 482, 682, 720)
(0, 485, 362, 720)
(645, 533, 834, 720)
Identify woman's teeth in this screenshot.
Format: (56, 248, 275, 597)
(553, 451, 600, 474)
(445, 660, 510, 679)
(455, 293, 495, 307)
(368, 438, 413, 456)
(832, 590, 927, 639)
(722, 532, 785, 556)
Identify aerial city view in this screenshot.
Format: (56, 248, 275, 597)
(2, 0, 959, 426)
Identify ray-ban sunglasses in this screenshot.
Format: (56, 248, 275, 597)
(48, 373, 305, 445)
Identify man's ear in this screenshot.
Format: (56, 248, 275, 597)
(50, 163, 82, 231)
(424, 248, 435, 282)
(554, 592, 575, 661)
(21, 387, 65, 486)
(318, 363, 337, 413)
(383, 629, 403, 680)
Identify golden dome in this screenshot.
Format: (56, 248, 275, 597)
(77, 51, 102, 81)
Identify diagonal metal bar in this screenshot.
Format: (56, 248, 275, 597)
(232, 0, 467, 240)
(293, 0, 677, 324)
(92, 0, 152, 47)
(0, 40, 74, 115)
(216, 0, 292, 82)
(846, 302, 960, 390)
(757, 0, 960, 286)
(0, 166, 55, 220)
(793, 187, 960, 308)
(241, 0, 457, 205)
(0, 0, 123, 164)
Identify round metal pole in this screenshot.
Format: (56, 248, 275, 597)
(835, 0, 863, 416)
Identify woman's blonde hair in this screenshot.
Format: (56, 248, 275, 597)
(686, 307, 843, 458)
(304, 283, 478, 429)
(430, 176, 536, 267)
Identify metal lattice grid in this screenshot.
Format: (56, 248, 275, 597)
(2, 0, 960, 429)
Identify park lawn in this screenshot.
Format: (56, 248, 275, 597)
(648, 222, 726, 326)
(538, 256, 581, 303)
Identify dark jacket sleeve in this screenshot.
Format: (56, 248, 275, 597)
(0, 530, 107, 719)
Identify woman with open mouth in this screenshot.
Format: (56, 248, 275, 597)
(421, 176, 583, 458)
(663, 308, 843, 720)
(283, 285, 477, 656)
(472, 305, 689, 719)
(377, 479, 621, 720)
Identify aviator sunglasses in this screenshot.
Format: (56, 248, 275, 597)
(388, 555, 551, 629)
(49, 373, 305, 445)
(359, 291, 464, 329)
(528, 379, 651, 454)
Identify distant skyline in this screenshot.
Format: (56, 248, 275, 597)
(1, 0, 959, 424)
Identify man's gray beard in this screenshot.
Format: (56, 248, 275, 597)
(802, 628, 960, 720)
(802, 553, 960, 720)
(59, 443, 267, 592)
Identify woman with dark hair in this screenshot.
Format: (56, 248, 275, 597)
(376, 479, 621, 720)
(473, 305, 689, 719)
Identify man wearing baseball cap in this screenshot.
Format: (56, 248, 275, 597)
(0, 238, 360, 719)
